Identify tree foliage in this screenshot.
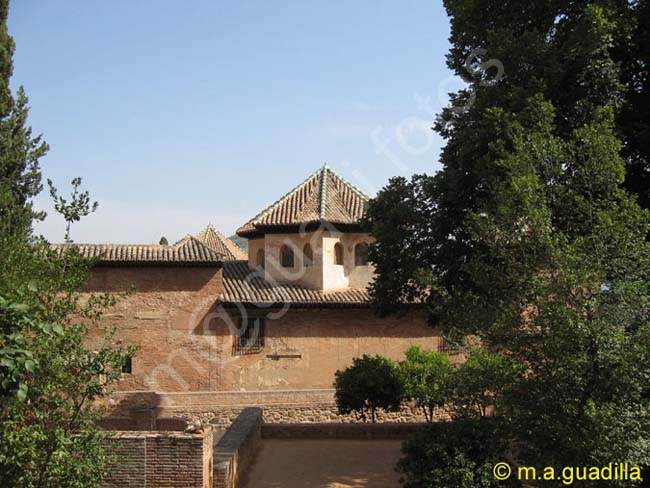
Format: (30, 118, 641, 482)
(0, 179, 132, 488)
(334, 354, 404, 423)
(399, 345, 454, 422)
(451, 348, 522, 419)
(0, 0, 47, 238)
(365, 0, 650, 481)
(397, 418, 510, 488)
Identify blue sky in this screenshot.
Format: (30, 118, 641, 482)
(8, 0, 456, 243)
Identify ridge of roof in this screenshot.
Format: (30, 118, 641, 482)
(319, 163, 328, 220)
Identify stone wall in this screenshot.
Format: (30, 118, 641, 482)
(103, 429, 214, 488)
(213, 408, 263, 488)
(171, 402, 428, 428)
(105, 389, 444, 428)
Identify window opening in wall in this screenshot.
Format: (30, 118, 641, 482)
(233, 318, 265, 355)
(280, 245, 294, 268)
(354, 243, 369, 266)
(334, 242, 344, 265)
(303, 243, 313, 267)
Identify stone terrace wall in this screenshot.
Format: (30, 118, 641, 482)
(103, 429, 214, 488)
(107, 389, 434, 428)
(213, 408, 263, 488)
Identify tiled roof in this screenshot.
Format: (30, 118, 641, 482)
(51, 235, 224, 266)
(196, 224, 247, 260)
(236, 164, 370, 237)
(220, 261, 371, 307)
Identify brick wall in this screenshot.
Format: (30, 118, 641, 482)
(103, 429, 214, 488)
(84, 266, 223, 392)
(83, 265, 440, 394)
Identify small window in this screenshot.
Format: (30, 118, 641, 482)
(303, 243, 313, 267)
(354, 243, 369, 266)
(280, 245, 294, 268)
(256, 248, 265, 269)
(438, 337, 460, 354)
(121, 355, 133, 374)
(334, 242, 344, 265)
(233, 318, 265, 355)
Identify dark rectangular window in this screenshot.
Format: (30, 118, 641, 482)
(121, 355, 133, 374)
(233, 318, 265, 355)
(438, 337, 460, 354)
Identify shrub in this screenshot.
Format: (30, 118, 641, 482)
(334, 354, 404, 422)
(397, 417, 512, 488)
(399, 346, 454, 422)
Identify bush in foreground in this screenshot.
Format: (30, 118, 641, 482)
(397, 417, 514, 488)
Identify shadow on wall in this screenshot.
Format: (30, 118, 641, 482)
(98, 391, 165, 430)
(194, 308, 436, 340)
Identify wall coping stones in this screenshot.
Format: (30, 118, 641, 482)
(109, 388, 337, 408)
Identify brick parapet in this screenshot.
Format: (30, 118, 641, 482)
(102, 428, 213, 488)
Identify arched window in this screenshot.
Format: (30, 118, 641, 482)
(280, 245, 294, 268)
(256, 248, 265, 269)
(334, 242, 344, 265)
(303, 243, 313, 267)
(354, 243, 369, 266)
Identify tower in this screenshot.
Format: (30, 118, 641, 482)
(236, 165, 373, 291)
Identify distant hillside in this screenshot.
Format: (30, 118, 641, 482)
(228, 234, 248, 253)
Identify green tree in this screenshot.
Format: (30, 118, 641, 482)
(159, 236, 169, 245)
(0, 179, 132, 488)
(399, 346, 454, 422)
(451, 348, 522, 419)
(0, 0, 48, 238)
(334, 354, 404, 423)
(616, 0, 650, 209)
(397, 418, 509, 488)
(365, 0, 650, 480)
(0, 2, 131, 486)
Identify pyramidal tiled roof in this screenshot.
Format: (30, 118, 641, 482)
(51, 235, 224, 266)
(196, 224, 247, 260)
(236, 164, 370, 237)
